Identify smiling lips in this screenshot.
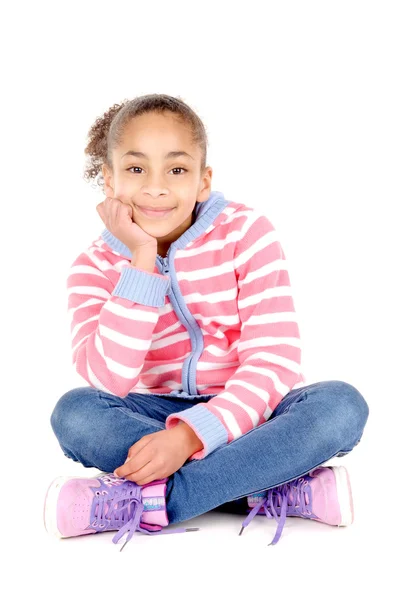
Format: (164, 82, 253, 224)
(135, 206, 175, 219)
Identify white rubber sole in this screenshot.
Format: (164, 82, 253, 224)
(332, 465, 354, 526)
(43, 475, 75, 539)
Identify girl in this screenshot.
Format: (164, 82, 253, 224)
(43, 93, 369, 552)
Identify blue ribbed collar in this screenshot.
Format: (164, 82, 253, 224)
(100, 190, 230, 258)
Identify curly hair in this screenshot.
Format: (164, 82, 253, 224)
(83, 93, 209, 191)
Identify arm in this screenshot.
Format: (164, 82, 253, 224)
(68, 241, 170, 398)
(165, 213, 305, 461)
(130, 246, 158, 272)
(175, 421, 204, 456)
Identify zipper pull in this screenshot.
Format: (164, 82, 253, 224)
(163, 257, 169, 274)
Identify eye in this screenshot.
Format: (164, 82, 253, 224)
(127, 167, 187, 175)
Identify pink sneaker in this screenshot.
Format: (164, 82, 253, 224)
(240, 465, 354, 545)
(43, 473, 197, 551)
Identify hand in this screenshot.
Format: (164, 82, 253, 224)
(96, 196, 157, 253)
(113, 427, 195, 485)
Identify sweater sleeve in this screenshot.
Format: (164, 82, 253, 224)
(165, 213, 304, 460)
(67, 243, 170, 398)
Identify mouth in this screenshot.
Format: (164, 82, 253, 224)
(135, 206, 176, 219)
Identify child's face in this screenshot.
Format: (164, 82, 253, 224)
(101, 111, 212, 252)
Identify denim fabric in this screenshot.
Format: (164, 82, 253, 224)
(50, 380, 369, 525)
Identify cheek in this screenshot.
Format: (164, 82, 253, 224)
(114, 177, 136, 198)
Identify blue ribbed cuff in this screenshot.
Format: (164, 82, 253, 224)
(168, 404, 228, 458)
(113, 266, 171, 307)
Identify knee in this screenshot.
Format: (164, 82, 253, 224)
(324, 380, 370, 433)
(50, 387, 98, 444)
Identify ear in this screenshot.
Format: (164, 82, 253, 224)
(197, 166, 213, 203)
(101, 163, 115, 197)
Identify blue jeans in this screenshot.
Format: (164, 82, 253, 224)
(50, 380, 369, 525)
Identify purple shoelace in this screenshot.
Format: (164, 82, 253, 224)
(88, 474, 316, 550)
(88, 478, 198, 552)
(239, 474, 317, 545)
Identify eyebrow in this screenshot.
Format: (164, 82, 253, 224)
(121, 150, 194, 161)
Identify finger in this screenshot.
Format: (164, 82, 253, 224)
(114, 438, 151, 478)
(124, 462, 156, 485)
(112, 196, 120, 221)
(119, 200, 133, 219)
(98, 198, 111, 227)
(111, 198, 125, 230)
(122, 456, 153, 482)
(107, 197, 115, 230)
(96, 202, 106, 225)
(127, 472, 157, 486)
(126, 436, 151, 463)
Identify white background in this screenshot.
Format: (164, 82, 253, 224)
(1, 0, 396, 597)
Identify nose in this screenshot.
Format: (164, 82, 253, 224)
(142, 172, 169, 196)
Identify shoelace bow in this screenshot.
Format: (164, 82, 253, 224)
(90, 475, 313, 550)
(238, 476, 314, 545)
(90, 480, 198, 552)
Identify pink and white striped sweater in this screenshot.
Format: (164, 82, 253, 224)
(67, 190, 306, 460)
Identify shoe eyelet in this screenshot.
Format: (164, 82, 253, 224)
(95, 491, 100, 496)
(99, 523, 105, 528)
(92, 520, 97, 526)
